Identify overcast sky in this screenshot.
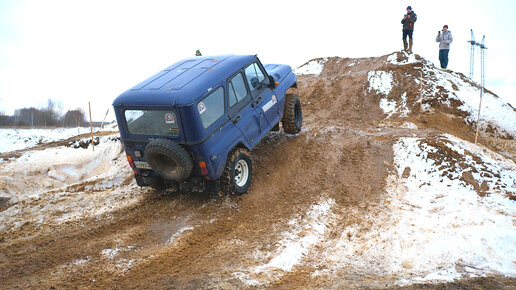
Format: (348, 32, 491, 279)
(0, 0, 515, 121)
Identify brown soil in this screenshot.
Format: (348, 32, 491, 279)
(0, 53, 514, 289)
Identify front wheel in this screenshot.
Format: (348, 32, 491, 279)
(282, 93, 302, 134)
(220, 148, 253, 196)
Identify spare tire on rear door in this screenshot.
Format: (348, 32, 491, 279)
(144, 139, 193, 182)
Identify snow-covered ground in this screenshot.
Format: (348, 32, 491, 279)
(368, 52, 516, 138)
(234, 133, 515, 286)
(294, 58, 327, 76)
(0, 134, 144, 234)
(0, 127, 92, 153)
(424, 67, 516, 137)
(0, 124, 118, 153)
(310, 134, 516, 285)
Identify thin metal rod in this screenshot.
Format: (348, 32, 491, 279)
(469, 29, 475, 79)
(474, 35, 487, 144)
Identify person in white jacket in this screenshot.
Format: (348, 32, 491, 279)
(436, 25, 453, 69)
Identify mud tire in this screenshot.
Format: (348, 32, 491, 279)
(220, 148, 253, 196)
(144, 139, 193, 182)
(282, 93, 302, 134)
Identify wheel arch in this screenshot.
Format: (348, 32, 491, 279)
(214, 140, 251, 179)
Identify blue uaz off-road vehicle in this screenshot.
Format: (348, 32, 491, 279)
(113, 55, 301, 195)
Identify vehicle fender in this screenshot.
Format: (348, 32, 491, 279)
(274, 72, 297, 119)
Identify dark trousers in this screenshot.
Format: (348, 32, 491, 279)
(439, 49, 449, 69)
(403, 29, 413, 40)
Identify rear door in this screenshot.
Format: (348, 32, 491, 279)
(227, 71, 266, 148)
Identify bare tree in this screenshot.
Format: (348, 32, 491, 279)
(61, 108, 86, 127)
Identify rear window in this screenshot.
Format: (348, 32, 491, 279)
(125, 110, 180, 136)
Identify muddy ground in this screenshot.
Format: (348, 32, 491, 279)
(1, 53, 515, 288)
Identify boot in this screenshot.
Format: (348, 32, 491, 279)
(403, 39, 408, 51)
(408, 39, 413, 54)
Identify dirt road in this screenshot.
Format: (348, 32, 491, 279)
(1, 53, 515, 288)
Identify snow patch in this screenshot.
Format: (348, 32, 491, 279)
(368, 71, 393, 96)
(0, 134, 144, 234)
(312, 135, 516, 285)
(295, 58, 327, 76)
(387, 52, 418, 65)
(235, 198, 336, 285)
(379, 98, 396, 115)
(401, 122, 418, 129)
(0, 127, 115, 153)
(423, 66, 516, 137)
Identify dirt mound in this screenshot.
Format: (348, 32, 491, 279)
(1, 53, 515, 288)
(297, 52, 515, 144)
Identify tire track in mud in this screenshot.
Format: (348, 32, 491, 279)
(1, 122, 401, 288)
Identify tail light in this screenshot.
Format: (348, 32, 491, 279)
(126, 155, 136, 168)
(199, 161, 208, 176)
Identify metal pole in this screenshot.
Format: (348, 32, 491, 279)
(99, 109, 109, 130)
(88, 102, 95, 152)
(474, 36, 486, 144)
(468, 29, 475, 80)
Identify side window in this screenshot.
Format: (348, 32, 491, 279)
(228, 73, 248, 107)
(244, 62, 266, 92)
(198, 87, 224, 129)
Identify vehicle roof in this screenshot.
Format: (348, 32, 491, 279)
(113, 54, 256, 107)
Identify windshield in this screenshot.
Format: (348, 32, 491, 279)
(125, 110, 180, 136)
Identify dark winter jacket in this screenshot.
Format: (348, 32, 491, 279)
(436, 30, 453, 50)
(401, 11, 417, 31)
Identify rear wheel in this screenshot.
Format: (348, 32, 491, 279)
(220, 148, 253, 196)
(144, 139, 193, 182)
(282, 93, 302, 134)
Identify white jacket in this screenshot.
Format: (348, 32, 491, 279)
(436, 30, 453, 50)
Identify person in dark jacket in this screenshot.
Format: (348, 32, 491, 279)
(195, 49, 202, 56)
(436, 25, 453, 69)
(401, 6, 417, 53)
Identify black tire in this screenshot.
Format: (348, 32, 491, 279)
(144, 139, 193, 182)
(220, 148, 252, 196)
(282, 93, 302, 134)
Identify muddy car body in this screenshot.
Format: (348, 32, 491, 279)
(113, 54, 301, 194)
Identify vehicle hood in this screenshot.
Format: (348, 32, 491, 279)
(264, 64, 293, 83)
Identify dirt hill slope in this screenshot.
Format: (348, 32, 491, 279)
(0, 52, 515, 288)
(297, 52, 515, 150)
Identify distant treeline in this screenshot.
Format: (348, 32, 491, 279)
(0, 99, 87, 127)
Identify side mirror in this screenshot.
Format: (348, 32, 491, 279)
(267, 75, 277, 89)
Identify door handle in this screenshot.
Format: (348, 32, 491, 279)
(252, 97, 262, 108)
(233, 115, 241, 124)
